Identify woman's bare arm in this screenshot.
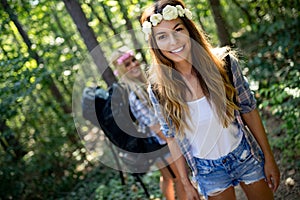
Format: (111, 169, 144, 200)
(166, 137, 201, 200)
(149, 124, 167, 142)
(242, 109, 280, 192)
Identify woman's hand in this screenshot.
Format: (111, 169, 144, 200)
(180, 177, 202, 200)
(182, 180, 202, 200)
(264, 156, 280, 192)
(184, 185, 201, 200)
(167, 137, 202, 199)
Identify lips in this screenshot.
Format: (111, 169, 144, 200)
(170, 45, 184, 53)
(130, 67, 141, 74)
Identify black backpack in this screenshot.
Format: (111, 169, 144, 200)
(82, 83, 170, 172)
(82, 83, 167, 155)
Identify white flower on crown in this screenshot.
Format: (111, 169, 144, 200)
(142, 21, 152, 40)
(176, 5, 185, 17)
(142, 21, 152, 34)
(150, 13, 163, 26)
(142, 4, 193, 40)
(184, 8, 193, 20)
(162, 5, 178, 20)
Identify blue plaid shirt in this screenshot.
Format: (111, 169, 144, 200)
(129, 90, 166, 145)
(148, 56, 263, 180)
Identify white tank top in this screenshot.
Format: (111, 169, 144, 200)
(185, 96, 242, 159)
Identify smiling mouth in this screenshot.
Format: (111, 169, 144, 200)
(130, 67, 140, 73)
(170, 45, 184, 53)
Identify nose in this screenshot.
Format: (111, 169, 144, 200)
(133, 60, 139, 67)
(127, 60, 139, 70)
(130, 60, 138, 68)
(169, 33, 178, 45)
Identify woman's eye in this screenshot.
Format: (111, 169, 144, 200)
(157, 34, 166, 40)
(132, 57, 136, 62)
(175, 27, 183, 32)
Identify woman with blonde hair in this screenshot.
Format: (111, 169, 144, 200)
(110, 46, 187, 200)
(140, 0, 280, 199)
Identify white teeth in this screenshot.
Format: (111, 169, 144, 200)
(131, 68, 139, 73)
(171, 46, 184, 53)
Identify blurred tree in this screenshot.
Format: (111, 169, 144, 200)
(1, 0, 71, 113)
(87, 1, 125, 44)
(190, 0, 206, 31)
(230, 0, 253, 25)
(208, 0, 232, 46)
(117, 0, 147, 63)
(63, 0, 117, 87)
(0, 119, 27, 160)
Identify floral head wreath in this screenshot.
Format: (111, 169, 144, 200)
(117, 51, 134, 65)
(142, 5, 192, 40)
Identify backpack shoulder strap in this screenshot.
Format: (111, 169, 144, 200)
(224, 54, 233, 86)
(224, 54, 238, 105)
(113, 82, 139, 123)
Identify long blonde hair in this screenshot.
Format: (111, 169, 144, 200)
(140, 0, 239, 137)
(110, 46, 151, 105)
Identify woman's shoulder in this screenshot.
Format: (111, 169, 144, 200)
(211, 46, 238, 60)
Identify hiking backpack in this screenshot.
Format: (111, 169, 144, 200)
(82, 83, 166, 153)
(82, 83, 169, 172)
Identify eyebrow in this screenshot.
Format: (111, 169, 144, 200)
(154, 23, 182, 36)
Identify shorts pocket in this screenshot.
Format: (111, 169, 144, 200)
(197, 164, 214, 175)
(236, 148, 252, 163)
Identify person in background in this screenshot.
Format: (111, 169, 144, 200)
(110, 46, 187, 200)
(140, 0, 280, 199)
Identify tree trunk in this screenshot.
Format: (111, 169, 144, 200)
(208, 0, 232, 46)
(63, 0, 117, 87)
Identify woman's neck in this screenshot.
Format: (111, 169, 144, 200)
(174, 60, 204, 101)
(137, 74, 146, 83)
(175, 60, 194, 78)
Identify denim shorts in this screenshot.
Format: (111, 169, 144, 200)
(194, 135, 265, 199)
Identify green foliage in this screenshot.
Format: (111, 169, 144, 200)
(58, 164, 163, 200)
(231, 0, 300, 165)
(0, 0, 88, 199)
(0, 0, 299, 199)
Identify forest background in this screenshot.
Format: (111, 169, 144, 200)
(0, 0, 299, 199)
